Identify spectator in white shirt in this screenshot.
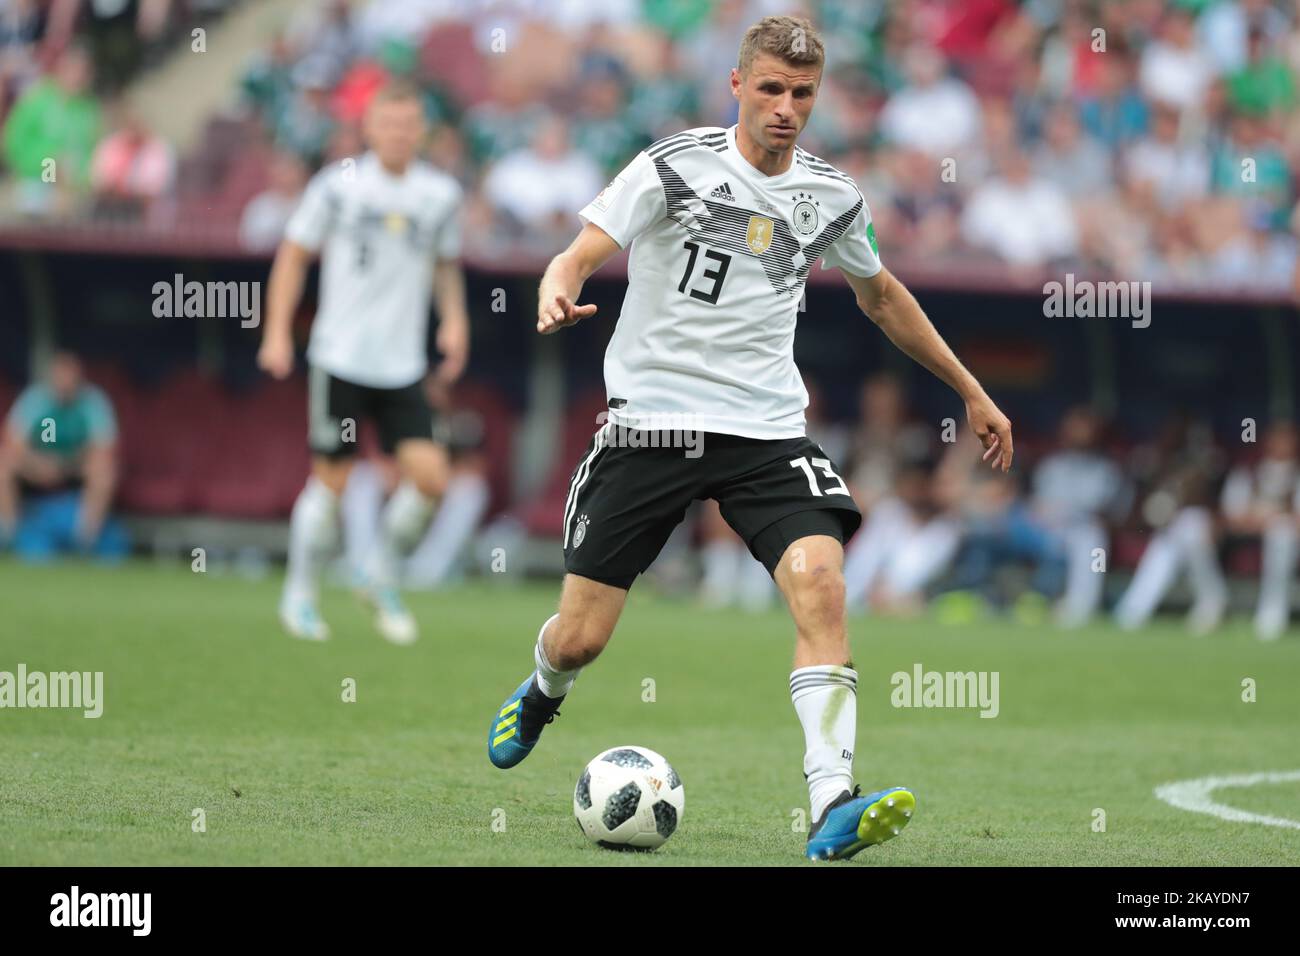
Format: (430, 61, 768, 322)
(239, 150, 309, 251)
(1140, 7, 1216, 113)
(1031, 102, 1112, 199)
(1124, 101, 1210, 211)
(879, 45, 981, 157)
(962, 147, 1079, 267)
(1197, 0, 1290, 74)
(481, 116, 603, 241)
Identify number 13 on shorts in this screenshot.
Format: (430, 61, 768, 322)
(789, 456, 850, 497)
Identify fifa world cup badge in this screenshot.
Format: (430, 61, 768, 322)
(746, 215, 774, 254)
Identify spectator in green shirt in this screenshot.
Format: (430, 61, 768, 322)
(1227, 27, 1295, 117)
(2, 45, 101, 216)
(570, 57, 647, 176)
(0, 352, 121, 555)
(640, 0, 712, 40)
(1210, 112, 1292, 228)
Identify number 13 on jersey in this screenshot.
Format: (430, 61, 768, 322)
(790, 456, 850, 497)
(677, 240, 731, 304)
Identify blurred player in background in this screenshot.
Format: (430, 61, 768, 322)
(485, 16, 1014, 862)
(257, 80, 469, 644)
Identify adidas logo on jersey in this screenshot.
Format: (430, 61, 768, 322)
(708, 182, 736, 201)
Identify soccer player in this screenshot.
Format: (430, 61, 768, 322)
(257, 80, 469, 644)
(486, 16, 1013, 860)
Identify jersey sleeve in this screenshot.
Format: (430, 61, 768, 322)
(5, 385, 43, 438)
(820, 201, 882, 278)
(284, 166, 338, 252)
(578, 150, 665, 248)
(434, 180, 463, 261)
(82, 386, 118, 444)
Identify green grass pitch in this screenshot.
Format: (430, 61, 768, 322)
(1, 560, 1298, 866)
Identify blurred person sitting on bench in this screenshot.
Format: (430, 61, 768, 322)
(1220, 420, 1300, 640)
(0, 352, 127, 561)
(1113, 416, 1228, 634)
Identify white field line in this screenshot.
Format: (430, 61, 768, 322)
(1155, 770, 1300, 830)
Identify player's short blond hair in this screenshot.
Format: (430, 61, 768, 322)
(737, 15, 825, 76)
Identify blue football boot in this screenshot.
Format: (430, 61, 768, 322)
(806, 785, 916, 860)
(488, 674, 563, 769)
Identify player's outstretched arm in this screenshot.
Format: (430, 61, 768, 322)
(536, 223, 621, 335)
(844, 266, 1014, 472)
(257, 239, 314, 380)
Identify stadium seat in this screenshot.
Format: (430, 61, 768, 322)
(189, 376, 310, 518)
(114, 369, 219, 515)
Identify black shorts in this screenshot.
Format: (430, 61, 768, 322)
(307, 367, 440, 459)
(562, 427, 862, 589)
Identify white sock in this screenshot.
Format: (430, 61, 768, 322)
(405, 472, 489, 588)
(790, 665, 858, 822)
(340, 461, 386, 580)
(534, 613, 577, 698)
(365, 481, 434, 590)
(284, 477, 340, 605)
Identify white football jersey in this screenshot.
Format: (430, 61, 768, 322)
(579, 124, 881, 440)
(286, 151, 462, 388)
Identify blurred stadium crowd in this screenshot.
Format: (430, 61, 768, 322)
(1, 0, 1298, 638)
(0, 0, 237, 219)
(0, 0, 1298, 291)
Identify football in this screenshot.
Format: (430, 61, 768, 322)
(573, 746, 685, 850)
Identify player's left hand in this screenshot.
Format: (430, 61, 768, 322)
(966, 394, 1013, 472)
(435, 319, 469, 385)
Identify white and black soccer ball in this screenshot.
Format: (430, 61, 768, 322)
(573, 746, 685, 851)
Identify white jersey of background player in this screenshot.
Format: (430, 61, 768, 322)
(258, 81, 469, 644)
